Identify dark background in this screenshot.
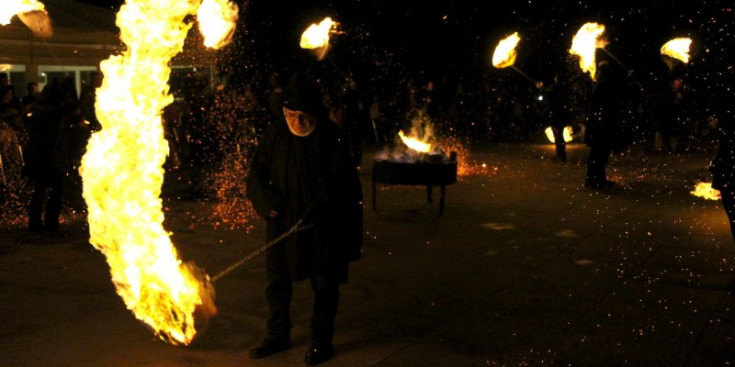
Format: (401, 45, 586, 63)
(73, 1, 734, 99)
(74, 0, 734, 142)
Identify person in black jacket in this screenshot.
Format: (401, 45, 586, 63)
(584, 49, 628, 189)
(23, 77, 77, 234)
(709, 69, 735, 241)
(246, 72, 362, 365)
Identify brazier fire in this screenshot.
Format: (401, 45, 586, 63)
(372, 150, 457, 215)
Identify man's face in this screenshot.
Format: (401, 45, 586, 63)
(283, 107, 317, 137)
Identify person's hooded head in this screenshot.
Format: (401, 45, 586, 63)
(282, 72, 324, 137)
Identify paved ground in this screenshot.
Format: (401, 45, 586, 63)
(1, 141, 734, 367)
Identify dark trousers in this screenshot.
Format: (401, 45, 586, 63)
(552, 126, 567, 160)
(28, 168, 63, 231)
(721, 188, 735, 241)
(585, 143, 611, 183)
(266, 272, 339, 346)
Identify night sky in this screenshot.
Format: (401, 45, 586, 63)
(71, 0, 734, 103)
(75, 1, 733, 70)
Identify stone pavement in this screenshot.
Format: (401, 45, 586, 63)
(1, 142, 734, 367)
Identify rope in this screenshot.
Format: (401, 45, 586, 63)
(211, 203, 316, 282)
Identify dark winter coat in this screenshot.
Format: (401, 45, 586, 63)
(585, 59, 627, 151)
(247, 117, 362, 283)
(709, 81, 735, 191)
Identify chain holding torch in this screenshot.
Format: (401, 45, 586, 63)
(210, 202, 316, 283)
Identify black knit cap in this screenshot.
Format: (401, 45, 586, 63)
(282, 72, 324, 116)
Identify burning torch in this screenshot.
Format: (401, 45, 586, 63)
(492, 32, 538, 86)
(661, 37, 692, 71)
(569, 22, 629, 80)
(299, 16, 349, 80)
(1, 0, 53, 39)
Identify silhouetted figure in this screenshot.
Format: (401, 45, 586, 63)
(79, 71, 103, 132)
(655, 76, 689, 153)
(538, 76, 570, 162)
(584, 50, 628, 189)
(246, 72, 362, 365)
(709, 71, 735, 242)
(0, 85, 25, 146)
(23, 78, 77, 234)
(21, 82, 40, 129)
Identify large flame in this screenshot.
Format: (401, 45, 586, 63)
(198, 0, 238, 49)
(399, 130, 432, 153)
(0, 0, 45, 25)
(544, 126, 573, 143)
(661, 37, 692, 64)
(492, 32, 520, 69)
(80, 0, 236, 346)
(691, 182, 721, 201)
(569, 22, 607, 80)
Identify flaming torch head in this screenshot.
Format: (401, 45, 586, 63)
(492, 32, 521, 69)
(197, 0, 238, 49)
(1, 0, 52, 39)
(300, 17, 338, 61)
(661, 37, 692, 64)
(0, 0, 44, 25)
(569, 22, 607, 80)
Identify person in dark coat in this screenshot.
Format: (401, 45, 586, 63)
(246, 72, 362, 365)
(655, 75, 690, 153)
(584, 49, 628, 189)
(22, 78, 76, 234)
(537, 75, 570, 162)
(709, 70, 735, 241)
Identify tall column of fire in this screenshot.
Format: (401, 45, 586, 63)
(79, 0, 236, 345)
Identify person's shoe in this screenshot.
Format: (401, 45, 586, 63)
(249, 338, 290, 359)
(304, 344, 334, 365)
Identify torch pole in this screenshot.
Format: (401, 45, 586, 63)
(17, 145, 24, 167)
(601, 48, 629, 72)
(0, 153, 6, 186)
(510, 65, 537, 86)
(327, 54, 350, 81)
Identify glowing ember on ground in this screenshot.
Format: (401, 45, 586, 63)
(661, 37, 692, 64)
(569, 22, 607, 80)
(0, 0, 45, 25)
(691, 182, 721, 201)
(544, 126, 573, 143)
(492, 32, 521, 69)
(80, 0, 236, 346)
